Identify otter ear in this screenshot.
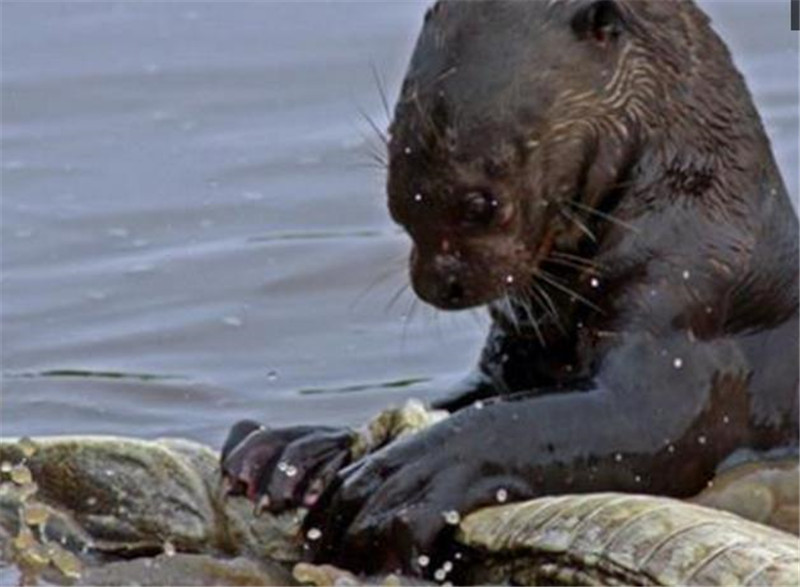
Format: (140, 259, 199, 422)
(571, 0, 625, 44)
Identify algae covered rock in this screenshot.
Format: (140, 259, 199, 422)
(0, 436, 296, 585)
(1, 428, 798, 586)
(458, 493, 800, 586)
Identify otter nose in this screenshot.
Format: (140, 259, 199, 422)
(443, 274, 465, 305)
(433, 254, 466, 307)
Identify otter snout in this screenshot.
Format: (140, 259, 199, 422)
(411, 251, 474, 310)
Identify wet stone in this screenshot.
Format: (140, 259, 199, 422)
(10, 465, 33, 486)
(17, 438, 38, 459)
(1, 433, 798, 586)
(47, 543, 83, 579)
(22, 502, 50, 526)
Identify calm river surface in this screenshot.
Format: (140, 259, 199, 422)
(2, 1, 798, 447)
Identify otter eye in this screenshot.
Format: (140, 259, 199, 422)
(572, 0, 624, 44)
(461, 191, 498, 227)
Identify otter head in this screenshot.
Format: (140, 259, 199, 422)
(387, 0, 693, 310)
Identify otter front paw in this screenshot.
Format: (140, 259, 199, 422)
(220, 420, 355, 513)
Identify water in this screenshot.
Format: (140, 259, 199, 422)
(2, 1, 798, 448)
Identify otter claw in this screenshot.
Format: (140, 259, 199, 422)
(303, 478, 325, 507)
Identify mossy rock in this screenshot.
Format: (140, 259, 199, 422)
(1, 435, 797, 586)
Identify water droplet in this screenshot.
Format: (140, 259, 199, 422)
(614, 453, 623, 462)
(722, 415, 730, 424)
(442, 510, 460, 525)
(306, 527, 322, 541)
(673, 357, 683, 369)
(667, 444, 675, 453)
(505, 275, 515, 284)
(454, 552, 463, 560)
(105, 469, 116, 477)
(417, 555, 430, 568)
(267, 370, 279, 382)
(634, 475, 642, 483)
(163, 540, 176, 557)
(590, 278, 600, 288)
(473, 400, 484, 410)
(404, 147, 412, 155)
(413, 193, 423, 202)
(442, 561, 453, 572)
(707, 480, 714, 488)
(285, 465, 298, 478)
(86, 496, 98, 507)
(222, 316, 243, 327)
(496, 488, 508, 503)
(434, 569, 446, 581)
(277, 461, 288, 473)
(697, 435, 707, 445)
(682, 270, 691, 280)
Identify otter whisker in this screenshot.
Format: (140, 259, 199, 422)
(566, 199, 639, 232)
(370, 62, 392, 124)
(401, 296, 420, 352)
(513, 292, 546, 346)
(501, 293, 521, 333)
(535, 269, 603, 313)
(544, 255, 596, 273)
(364, 152, 388, 170)
(549, 251, 605, 270)
(350, 264, 406, 311)
(559, 208, 597, 243)
(356, 105, 389, 147)
(384, 282, 412, 313)
(349, 117, 388, 170)
(529, 280, 561, 324)
(412, 93, 445, 146)
(418, 65, 458, 94)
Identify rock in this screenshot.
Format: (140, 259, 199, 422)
(458, 493, 800, 586)
(691, 458, 799, 535)
(1, 430, 798, 586)
(0, 436, 296, 585)
(80, 553, 291, 586)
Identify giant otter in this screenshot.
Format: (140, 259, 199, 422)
(221, 0, 799, 577)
